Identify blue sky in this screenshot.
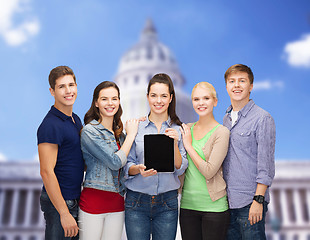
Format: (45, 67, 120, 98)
(0, 0, 309, 161)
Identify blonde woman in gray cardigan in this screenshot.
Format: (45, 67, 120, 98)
(180, 82, 230, 240)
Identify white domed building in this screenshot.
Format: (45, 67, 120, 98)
(114, 19, 196, 123)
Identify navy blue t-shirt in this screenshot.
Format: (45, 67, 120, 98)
(37, 106, 84, 200)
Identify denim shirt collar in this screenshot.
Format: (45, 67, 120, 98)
(88, 120, 125, 145)
(89, 119, 114, 134)
(145, 115, 173, 128)
(226, 99, 255, 117)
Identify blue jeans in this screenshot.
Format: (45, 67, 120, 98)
(226, 202, 268, 240)
(40, 190, 79, 240)
(125, 189, 178, 240)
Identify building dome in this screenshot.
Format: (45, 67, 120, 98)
(116, 19, 184, 88)
(114, 19, 195, 123)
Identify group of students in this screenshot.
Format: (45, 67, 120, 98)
(37, 63, 275, 240)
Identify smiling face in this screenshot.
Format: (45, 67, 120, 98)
(95, 87, 120, 119)
(192, 86, 217, 117)
(147, 83, 172, 116)
(50, 75, 77, 111)
(226, 71, 253, 108)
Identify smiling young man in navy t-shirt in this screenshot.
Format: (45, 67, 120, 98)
(37, 66, 84, 240)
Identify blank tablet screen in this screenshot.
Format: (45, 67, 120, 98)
(144, 134, 174, 172)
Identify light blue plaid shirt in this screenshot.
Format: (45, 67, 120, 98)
(123, 116, 188, 195)
(223, 100, 275, 209)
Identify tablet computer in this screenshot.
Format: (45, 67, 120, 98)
(144, 134, 174, 172)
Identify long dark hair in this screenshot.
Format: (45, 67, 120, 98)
(84, 81, 123, 143)
(147, 73, 182, 126)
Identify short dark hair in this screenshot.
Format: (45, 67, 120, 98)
(224, 64, 254, 84)
(48, 66, 76, 89)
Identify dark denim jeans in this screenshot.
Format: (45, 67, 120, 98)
(40, 190, 79, 240)
(226, 202, 268, 240)
(125, 189, 178, 240)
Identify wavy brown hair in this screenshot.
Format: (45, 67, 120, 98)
(147, 73, 182, 126)
(84, 81, 123, 144)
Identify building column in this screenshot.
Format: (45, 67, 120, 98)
(307, 189, 310, 226)
(9, 189, 20, 227)
(280, 188, 290, 227)
(39, 202, 45, 227)
(24, 189, 34, 227)
(293, 189, 304, 225)
(0, 189, 5, 226)
(268, 189, 276, 218)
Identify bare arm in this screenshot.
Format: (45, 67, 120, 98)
(120, 119, 139, 156)
(180, 123, 201, 169)
(181, 123, 200, 168)
(38, 143, 78, 238)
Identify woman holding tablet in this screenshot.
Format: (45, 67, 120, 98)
(124, 73, 188, 240)
(179, 82, 230, 240)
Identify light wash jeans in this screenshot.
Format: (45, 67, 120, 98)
(125, 189, 178, 240)
(40, 190, 79, 240)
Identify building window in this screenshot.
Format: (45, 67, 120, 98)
(2, 190, 13, 225)
(146, 45, 152, 60)
(17, 190, 27, 225)
(300, 189, 309, 221)
(287, 189, 296, 222)
(158, 47, 165, 61)
(31, 190, 41, 224)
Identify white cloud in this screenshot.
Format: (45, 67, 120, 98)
(0, 152, 7, 162)
(253, 80, 284, 91)
(284, 34, 310, 68)
(0, 0, 40, 46)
